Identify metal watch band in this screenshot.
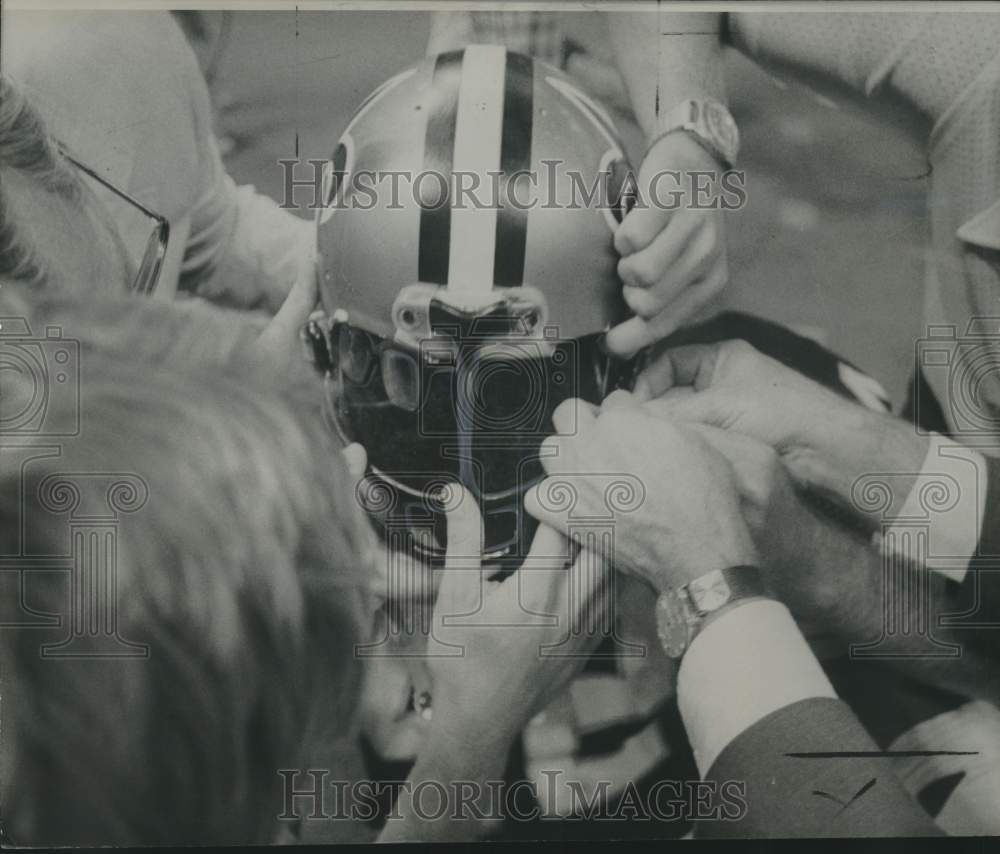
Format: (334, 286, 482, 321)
(645, 98, 739, 169)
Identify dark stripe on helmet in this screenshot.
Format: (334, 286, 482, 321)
(493, 51, 533, 287)
(418, 50, 463, 286)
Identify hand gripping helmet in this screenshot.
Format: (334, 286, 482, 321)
(309, 46, 637, 564)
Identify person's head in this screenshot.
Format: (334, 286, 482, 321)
(310, 48, 638, 566)
(0, 293, 375, 846)
(0, 75, 135, 296)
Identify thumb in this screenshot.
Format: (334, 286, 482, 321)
(633, 343, 721, 402)
(256, 266, 319, 361)
(436, 484, 484, 616)
(600, 388, 641, 413)
(341, 443, 368, 481)
(517, 523, 572, 611)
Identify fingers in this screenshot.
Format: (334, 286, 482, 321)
(567, 546, 612, 605)
(341, 443, 368, 480)
(600, 388, 640, 412)
(543, 391, 612, 480)
(517, 523, 573, 611)
(633, 343, 720, 401)
(687, 422, 776, 471)
(443, 484, 482, 572)
(437, 485, 484, 615)
(605, 268, 726, 356)
(524, 481, 563, 535)
(551, 397, 597, 436)
(566, 549, 613, 657)
(523, 522, 572, 572)
(617, 211, 704, 295)
(614, 203, 675, 259)
(621, 231, 721, 323)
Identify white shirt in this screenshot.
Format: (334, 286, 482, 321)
(677, 598, 836, 776)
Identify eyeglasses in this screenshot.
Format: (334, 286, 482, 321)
(61, 150, 170, 295)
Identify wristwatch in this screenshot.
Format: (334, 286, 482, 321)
(653, 98, 740, 169)
(655, 565, 767, 660)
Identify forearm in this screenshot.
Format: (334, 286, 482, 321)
(676, 600, 938, 836)
(784, 405, 929, 524)
(698, 697, 941, 837)
(607, 9, 725, 139)
(377, 712, 516, 843)
(808, 535, 1000, 703)
(182, 132, 315, 313)
(727, 12, 999, 128)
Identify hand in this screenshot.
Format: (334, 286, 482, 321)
(341, 442, 368, 481)
(426, 487, 611, 742)
(606, 132, 729, 356)
(685, 422, 786, 536)
(342, 443, 441, 605)
(524, 390, 757, 593)
(689, 423, 875, 627)
(564, 49, 633, 117)
(255, 262, 319, 365)
(635, 339, 929, 513)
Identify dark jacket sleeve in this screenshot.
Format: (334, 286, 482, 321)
(694, 697, 941, 837)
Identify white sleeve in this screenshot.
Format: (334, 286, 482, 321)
(880, 433, 988, 584)
(677, 599, 836, 777)
(180, 131, 315, 313)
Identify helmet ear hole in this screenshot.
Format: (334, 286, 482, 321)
(326, 142, 348, 207)
(608, 156, 636, 224)
(382, 350, 420, 412)
(597, 150, 636, 232)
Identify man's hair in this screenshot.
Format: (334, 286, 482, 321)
(0, 292, 371, 845)
(0, 75, 82, 286)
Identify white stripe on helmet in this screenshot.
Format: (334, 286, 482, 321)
(447, 44, 507, 301)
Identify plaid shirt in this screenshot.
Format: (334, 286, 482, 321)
(427, 10, 566, 67)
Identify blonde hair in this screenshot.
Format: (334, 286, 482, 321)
(0, 292, 372, 845)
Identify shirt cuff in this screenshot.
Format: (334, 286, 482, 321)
(677, 599, 836, 777)
(881, 433, 987, 584)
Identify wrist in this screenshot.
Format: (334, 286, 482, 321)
(645, 127, 722, 172)
(649, 97, 738, 169)
(829, 406, 929, 508)
(655, 564, 768, 663)
(790, 398, 928, 506)
(660, 537, 758, 592)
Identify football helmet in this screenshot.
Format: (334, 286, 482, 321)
(308, 46, 637, 562)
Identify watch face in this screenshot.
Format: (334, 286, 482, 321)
(655, 588, 690, 659)
(688, 574, 732, 614)
(703, 102, 738, 159)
